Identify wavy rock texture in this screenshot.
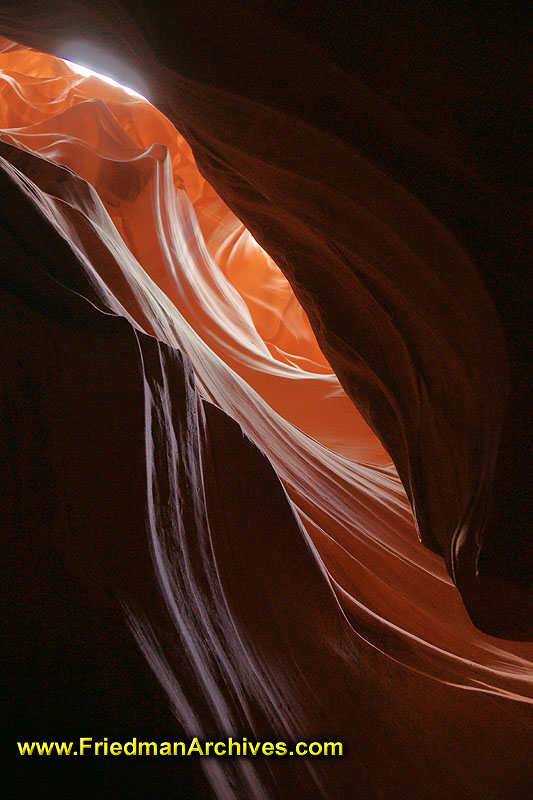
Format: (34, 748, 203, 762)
(0, 6, 531, 800)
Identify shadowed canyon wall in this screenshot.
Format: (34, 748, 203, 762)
(1, 4, 531, 798)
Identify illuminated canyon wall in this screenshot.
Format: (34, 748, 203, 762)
(1, 4, 531, 799)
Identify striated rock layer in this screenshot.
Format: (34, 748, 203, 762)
(0, 5, 531, 799)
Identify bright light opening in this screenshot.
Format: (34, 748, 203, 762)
(62, 58, 148, 101)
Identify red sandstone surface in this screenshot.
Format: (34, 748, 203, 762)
(1, 5, 531, 798)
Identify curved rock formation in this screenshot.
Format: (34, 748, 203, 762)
(0, 4, 531, 798)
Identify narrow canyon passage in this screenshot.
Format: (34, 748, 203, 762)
(1, 8, 531, 799)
